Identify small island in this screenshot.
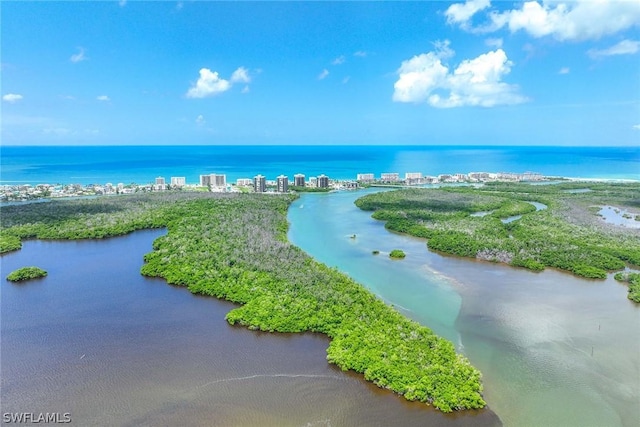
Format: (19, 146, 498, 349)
(389, 249, 406, 259)
(7, 266, 48, 282)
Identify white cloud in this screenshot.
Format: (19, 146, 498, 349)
(342, 76, 351, 84)
(448, 0, 640, 41)
(230, 66, 251, 84)
(97, 95, 110, 101)
(393, 46, 527, 108)
(196, 115, 205, 125)
(3, 93, 23, 103)
(354, 51, 368, 58)
(176, 1, 183, 11)
(70, 47, 87, 63)
(318, 69, 329, 80)
(332, 55, 346, 65)
(633, 124, 640, 130)
(186, 67, 251, 98)
(445, 0, 491, 26)
(588, 39, 640, 59)
(558, 67, 570, 74)
(186, 68, 231, 98)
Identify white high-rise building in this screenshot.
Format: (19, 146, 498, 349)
(171, 177, 186, 187)
(294, 174, 305, 187)
(277, 175, 289, 193)
(357, 173, 375, 182)
(380, 173, 399, 182)
(253, 175, 266, 193)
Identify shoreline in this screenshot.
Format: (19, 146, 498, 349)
(2, 175, 639, 205)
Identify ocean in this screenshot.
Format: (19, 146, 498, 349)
(1, 145, 638, 185)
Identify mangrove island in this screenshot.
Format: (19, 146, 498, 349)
(0, 192, 484, 412)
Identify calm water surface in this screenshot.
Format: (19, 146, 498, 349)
(287, 189, 640, 427)
(1, 230, 500, 426)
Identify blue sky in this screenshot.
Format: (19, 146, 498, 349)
(2, 1, 639, 146)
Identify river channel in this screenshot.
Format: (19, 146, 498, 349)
(287, 189, 640, 427)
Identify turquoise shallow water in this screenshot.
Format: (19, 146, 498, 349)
(288, 189, 640, 427)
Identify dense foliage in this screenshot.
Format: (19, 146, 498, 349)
(0, 192, 485, 412)
(614, 272, 640, 303)
(355, 182, 640, 298)
(7, 266, 47, 282)
(389, 249, 406, 259)
(289, 185, 331, 193)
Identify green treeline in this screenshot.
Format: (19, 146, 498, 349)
(355, 182, 640, 297)
(6, 266, 48, 282)
(0, 192, 484, 412)
(289, 185, 331, 193)
(614, 272, 640, 303)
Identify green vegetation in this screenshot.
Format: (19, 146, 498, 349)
(372, 250, 380, 255)
(0, 234, 22, 253)
(356, 182, 640, 299)
(389, 249, 406, 259)
(289, 185, 331, 193)
(7, 266, 47, 282)
(614, 272, 640, 303)
(0, 192, 484, 412)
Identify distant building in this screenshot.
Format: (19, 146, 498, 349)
(254, 174, 266, 193)
(468, 172, 490, 182)
(318, 174, 329, 188)
(236, 178, 252, 186)
(294, 173, 305, 187)
(356, 173, 374, 183)
(200, 173, 226, 187)
(423, 176, 438, 184)
(404, 172, 422, 180)
(380, 172, 400, 182)
(308, 177, 318, 188)
(171, 177, 186, 187)
(404, 172, 423, 185)
(213, 174, 226, 187)
(522, 172, 543, 181)
(154, 176, 166, 191)
(277, 175, 289, 193)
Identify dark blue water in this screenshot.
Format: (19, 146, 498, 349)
(2, 145, 638, 185)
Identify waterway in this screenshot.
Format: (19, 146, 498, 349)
(287, 189, 640, 427)
(1, 230, 500, 426)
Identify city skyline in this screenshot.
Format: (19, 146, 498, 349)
(2, 1, 639, 147)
